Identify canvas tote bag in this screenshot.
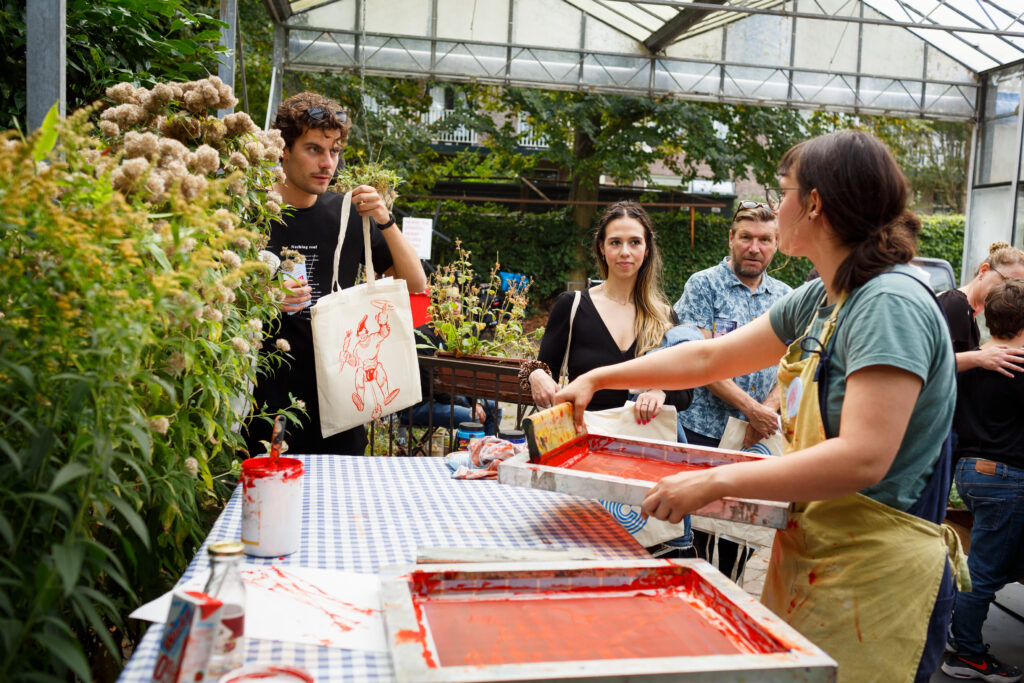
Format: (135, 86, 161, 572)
(310, 191, 422, 438)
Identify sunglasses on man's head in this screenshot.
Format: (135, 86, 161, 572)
(737, 201, 771, 211)
(307, 107, 347, 123)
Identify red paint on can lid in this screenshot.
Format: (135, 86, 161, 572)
(240, 456, 304, 489)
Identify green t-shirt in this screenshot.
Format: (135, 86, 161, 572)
(768, 265, 956, 511)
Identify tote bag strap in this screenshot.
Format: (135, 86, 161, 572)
(329, 190, 377, 293)
(559, 290, 582, 384)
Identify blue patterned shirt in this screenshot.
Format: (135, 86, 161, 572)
(673, 258, 793, 440)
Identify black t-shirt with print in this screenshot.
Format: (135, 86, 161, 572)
(245, 192, 394, 456)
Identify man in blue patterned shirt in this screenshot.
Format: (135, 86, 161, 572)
(672, 203, 791, 579)
(673, 204, 792, 448)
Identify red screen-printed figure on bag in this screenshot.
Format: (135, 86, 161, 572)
(340, 299, 401, 419)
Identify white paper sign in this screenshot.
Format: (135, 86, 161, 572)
(402, 217, 433, 261)
(130, 565, 386, 653)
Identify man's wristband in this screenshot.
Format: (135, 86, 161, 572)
(377, 214, 396, 230)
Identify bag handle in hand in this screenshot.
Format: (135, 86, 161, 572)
(559, 290, 582, 385)
(330, 190, 377, 293)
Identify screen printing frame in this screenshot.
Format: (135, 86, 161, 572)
(381, 559, 836, 682)
(498, 433, 789, 529)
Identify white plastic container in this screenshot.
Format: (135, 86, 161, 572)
(218, 665, 313, 683)
(240, 456, 304, 557)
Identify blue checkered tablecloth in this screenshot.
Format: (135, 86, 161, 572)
(118, 455, 646, 681)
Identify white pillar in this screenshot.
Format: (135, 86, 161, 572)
(218, 0, 238, 118)
(26, 0, 66, 130)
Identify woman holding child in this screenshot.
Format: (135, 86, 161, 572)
(557, 131, 962, 682)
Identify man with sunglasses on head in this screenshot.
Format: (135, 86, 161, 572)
(671, 201, 791, 577)
(244, 91, 426, 457)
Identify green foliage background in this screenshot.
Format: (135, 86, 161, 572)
(402, 201, 965, 305)
(0, 0, 225, 130)
(0, 89, 291, 679)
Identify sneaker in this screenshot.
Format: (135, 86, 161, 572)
(941, 651, 1023, 682)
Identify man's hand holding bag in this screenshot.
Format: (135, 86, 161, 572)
(310, 191, 422, 439)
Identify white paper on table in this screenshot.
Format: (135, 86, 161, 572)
(130, 565, 386, 653)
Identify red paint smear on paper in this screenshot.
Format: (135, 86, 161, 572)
(220, 665, 314, 682)
(402, 564, 801, 668)
(242, 566, 375, 635)
(541, 444, 710, 482)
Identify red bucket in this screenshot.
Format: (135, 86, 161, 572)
(410, 290, 431, 327)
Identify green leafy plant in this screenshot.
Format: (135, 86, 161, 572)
(0, 76, 298, 679)
(2, 0, 227, 130)
(335, 161, 404, 210)
(423, 239, 541, 358)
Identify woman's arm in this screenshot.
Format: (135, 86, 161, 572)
(556, 313, 786, 427)
(642, 365, 923, 522)
(955, 345, 1024, 376)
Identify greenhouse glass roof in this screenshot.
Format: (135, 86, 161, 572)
(263, 0, 1024, 120)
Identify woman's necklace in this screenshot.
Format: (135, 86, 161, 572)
(597, 286, 633, 306)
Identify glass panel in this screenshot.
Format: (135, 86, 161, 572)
(984, 69, 1022, 118)
(434, 42, 508, 79)
(790, 71, 856, 108)
(966, 185, 1013, 279)
(975, 115, 1020, 185)
(923, 81, 976, 119)
(1016, 187, 1024, 250)
(289, 30, 356, 69)
(653, 59, 719, 96)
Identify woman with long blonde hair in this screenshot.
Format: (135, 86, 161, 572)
(527, 200, 687, 419)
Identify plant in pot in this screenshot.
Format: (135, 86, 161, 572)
(420, 240, 542, 403)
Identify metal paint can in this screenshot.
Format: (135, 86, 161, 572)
(498, 428, 526, 445)
(455, 421, 485, 450)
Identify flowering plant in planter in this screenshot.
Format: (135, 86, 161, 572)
(423, 240, 541, 359)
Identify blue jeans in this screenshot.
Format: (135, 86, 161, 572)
(407, 399, 499, 435)
(949, 458, 1024, 655)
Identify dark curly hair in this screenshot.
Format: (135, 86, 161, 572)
(272, 91, 351, 150)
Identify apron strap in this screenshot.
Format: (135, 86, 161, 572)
(814, 268, 955, 525)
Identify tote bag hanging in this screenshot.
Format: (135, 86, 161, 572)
(310, 191, 422, 438)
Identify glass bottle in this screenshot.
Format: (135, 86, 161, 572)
(203, 540, 246, 676)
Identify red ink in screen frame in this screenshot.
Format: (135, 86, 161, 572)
(403, 565, 788, 668)
(540, 442, 713, 482)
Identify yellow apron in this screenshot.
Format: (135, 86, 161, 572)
(762, 293, 959, 683)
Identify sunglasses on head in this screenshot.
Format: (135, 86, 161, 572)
(737, 201, 771, 211)
(307, 107, 347, 123)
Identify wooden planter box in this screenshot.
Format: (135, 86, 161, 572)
(423, 352, 530, 405)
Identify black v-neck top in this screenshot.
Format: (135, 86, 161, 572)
(537, 290, 692, 412)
